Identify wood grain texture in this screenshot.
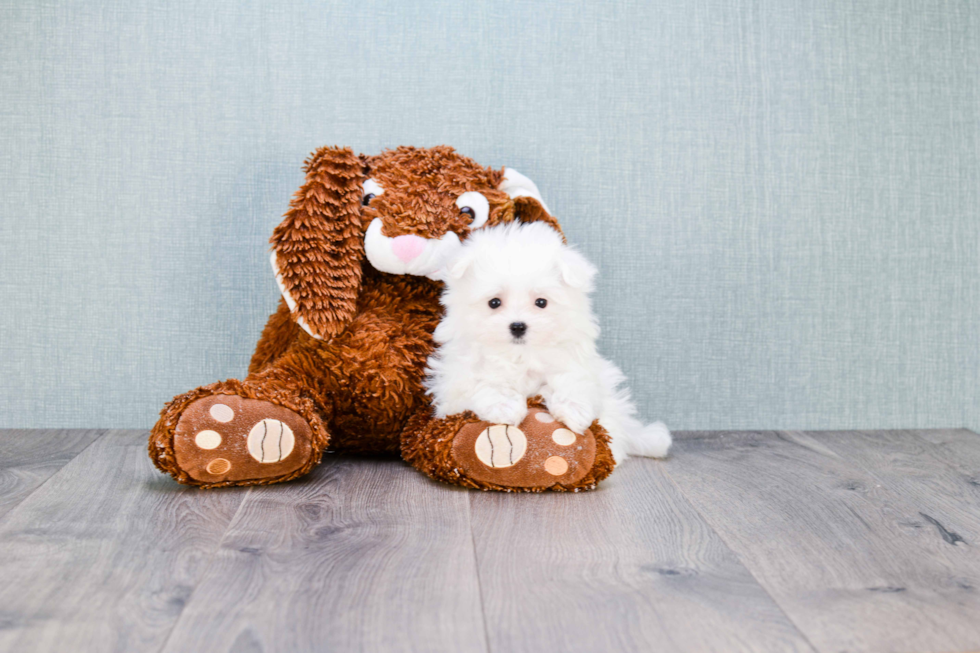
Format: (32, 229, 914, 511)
(809, 430, 980, 546)
(8, 429, 980, 653)
(666, 430, 980, 653)
(0, 430, 246, 652)
(469, 459, 815, 653)
(0, 429, 103, 520)
(910, 429, 980, 480)
(160, 456, 488, 653)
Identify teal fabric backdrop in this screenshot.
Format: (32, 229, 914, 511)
(1, 0, 977, 430)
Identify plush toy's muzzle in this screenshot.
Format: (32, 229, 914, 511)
(364, 218, 462, 279)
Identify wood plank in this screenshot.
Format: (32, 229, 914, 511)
(160, 456, 488, 653)
(0, 430, 246, 652)
(909, 429, 980, 480)
(665, 430, 980, 653)
(0, 429, 104, 520)
(470, 459, 815, 653)
(808, 429, 980, 545)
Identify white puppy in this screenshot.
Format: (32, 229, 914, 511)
(425, 221, 671, 464)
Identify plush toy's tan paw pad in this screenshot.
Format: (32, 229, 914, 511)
(452, 408, 597, 489)
(173, 394, 314, 484)
(474, 424, 527, 467)
(247, 419, 295, 463)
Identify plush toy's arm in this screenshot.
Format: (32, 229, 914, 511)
(270, 146, 366, 341)
(247, 298, 299, 375)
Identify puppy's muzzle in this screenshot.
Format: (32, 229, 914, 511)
(509, 322, 527, 339)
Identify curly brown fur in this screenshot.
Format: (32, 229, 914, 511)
(271, 146, 366, 341)
(248, 299, 299, 374)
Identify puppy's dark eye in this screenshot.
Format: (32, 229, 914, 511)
(535, 298, 547, 308)
(460, 207, 475, 220)
(362, 193, 376, 206)
(488, 298, 501, 309)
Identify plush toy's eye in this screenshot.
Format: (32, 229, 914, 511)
(362, 178, 384, 206)
(488, 298, 502, 309)
(456, 191, 489, 229)
(535, 298, 547, 308)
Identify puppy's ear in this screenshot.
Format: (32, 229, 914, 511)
(498, 168, 564, 236)
(557, 246, 598, 292)
(270, 146, 366, 340)
(444, 250, 474, 281)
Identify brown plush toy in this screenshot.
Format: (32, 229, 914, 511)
(149, 146, 615, 492)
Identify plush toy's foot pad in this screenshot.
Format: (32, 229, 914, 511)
(452, 408, 597, 489)
(173, 394, 314, 484)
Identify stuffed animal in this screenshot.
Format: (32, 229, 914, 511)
(149, 145, 616, 491)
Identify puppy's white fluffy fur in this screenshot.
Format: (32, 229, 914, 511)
(425, 222, 671, 464)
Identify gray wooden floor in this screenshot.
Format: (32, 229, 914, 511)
(2, 429, 980, 653)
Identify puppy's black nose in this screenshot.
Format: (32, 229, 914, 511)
(509, 322, 527, 338)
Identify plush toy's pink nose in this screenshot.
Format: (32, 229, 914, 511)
(392, 235, 426, 262)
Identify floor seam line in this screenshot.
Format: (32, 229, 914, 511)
(662, 433, 823, 653)
(154, 485, 254, 653)
(0, 428, 109, 528)
(467, 492, 494, 653)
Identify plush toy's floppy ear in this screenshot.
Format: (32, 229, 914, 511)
(557, 245, 598, 292)
(270, 146, 366, 341)
(498, 168, 563, 234)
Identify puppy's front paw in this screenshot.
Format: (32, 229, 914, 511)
(547, 399, 596, 435)
(478, 400, 528, 427)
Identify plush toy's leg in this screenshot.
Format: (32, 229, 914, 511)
(149, 370, 330, 488)
(401, 397, 617, 492)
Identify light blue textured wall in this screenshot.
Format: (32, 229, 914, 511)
(1, 0, 977, 430)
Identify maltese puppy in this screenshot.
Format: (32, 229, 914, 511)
(425, 221, 671, 464)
